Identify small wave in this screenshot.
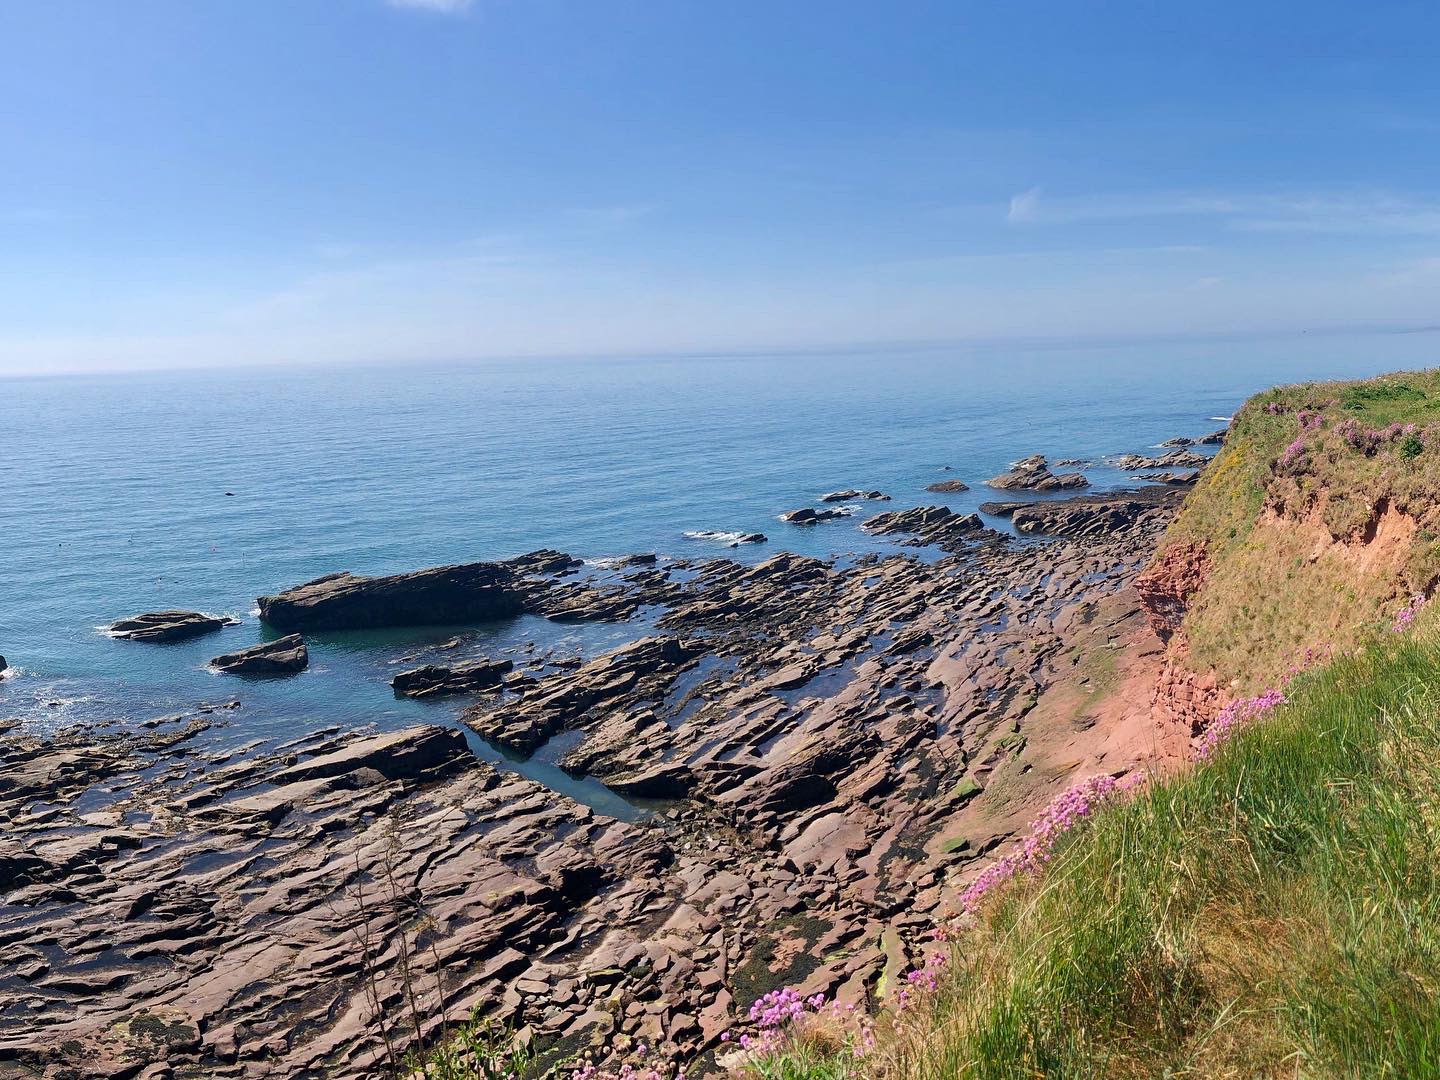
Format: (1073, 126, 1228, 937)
(683, 530, 746, 543)
(1209, 416, 1232, 422)
(0, 665, 21, 682)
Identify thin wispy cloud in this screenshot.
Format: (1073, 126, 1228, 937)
(385, 0, 474, 14)
(1007, 187, 1043, 222)
(1004, 188, 1440, 236)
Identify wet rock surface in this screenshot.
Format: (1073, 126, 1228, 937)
(925, 479, 970, 493)
(780, 507, 851, 524)
(6, 489, 1190, 1078)
(211, 634, 309, 674)
(109, 611, 238, 643)
(391, 657, 514, 698)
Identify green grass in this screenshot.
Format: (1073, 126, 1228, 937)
(780, 622, 1440, 1079)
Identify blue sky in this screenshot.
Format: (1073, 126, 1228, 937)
(3, 0, 1440, 373)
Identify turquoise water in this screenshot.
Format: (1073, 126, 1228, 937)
(0, 339, 1422, 812)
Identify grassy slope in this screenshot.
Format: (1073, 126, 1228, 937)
(869, 624, 1440, 1078)
(1162, 368, 1440, 691)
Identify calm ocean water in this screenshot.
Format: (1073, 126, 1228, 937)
(0, 339, 1424, 814)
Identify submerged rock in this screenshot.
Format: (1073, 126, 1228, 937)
(682, 531, 768, 548)
(258, 562, 525, 631)
(211, 634, 309, 675)
(818, 489, 890, 502)
(986, 455, 1089, 491)
(392, 657, 514, 698)
(109, 611, 238, 643)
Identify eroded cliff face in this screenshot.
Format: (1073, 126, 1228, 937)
(1138, 496, 1427, 739)
(1134, 541, 1209, 643)
(1135, 541, 1230, 736)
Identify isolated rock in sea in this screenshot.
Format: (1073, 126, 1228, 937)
(258, 562, 525, 631)
(986, 455, 1089, 491)
(1160, 436, 1194, 447)
(730, 533, 767, 547)
(1110, 449, 1209, 470)
(925, 479, 970, 493)
(109, 611, 238, 643)
(211, 634, 309, 674)
(392, 657, 514, 698)
(780, 507, 850, 525)
(818, 489, 890, 502)
(0, 655, 6, 674)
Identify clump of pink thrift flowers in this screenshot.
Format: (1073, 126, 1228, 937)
(1392, 593, 1427, 634)
(718, 988, 875, 1064)
(1196, 689, 1285, 761)
(957, 774, 1125, 912)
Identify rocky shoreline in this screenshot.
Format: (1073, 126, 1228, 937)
(0, 435, 1218, 1078)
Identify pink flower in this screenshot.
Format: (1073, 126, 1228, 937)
(1393, 593, 1427, 633)
(1197, 689, 1285, 760)
(959, 774, 1123, 911)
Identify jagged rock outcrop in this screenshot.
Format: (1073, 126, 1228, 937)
(109, 611, 238, 642)
(258, 562, 526, 631)
(211, 634, 309, 674)
(986, 455, 1089, 491)
(1111, 449, 1210, 470)
(1010, 488, 1185, 538)
(862, 505, 985, 546)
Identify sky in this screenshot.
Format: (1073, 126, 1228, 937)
(3, 0, 1440, 374)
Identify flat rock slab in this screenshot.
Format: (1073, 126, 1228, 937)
(211, 634, 308, 674)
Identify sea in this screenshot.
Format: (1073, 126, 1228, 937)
(1, 335, 1429, 817)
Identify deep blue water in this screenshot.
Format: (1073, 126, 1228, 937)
(0, 337, 1427, 814)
